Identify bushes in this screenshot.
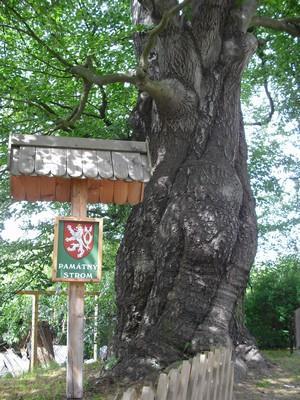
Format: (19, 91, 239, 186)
(245, 256, 300, 350)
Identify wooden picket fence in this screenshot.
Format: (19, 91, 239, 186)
(121, 348, 234, 400)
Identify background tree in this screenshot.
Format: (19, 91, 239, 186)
(0, 0, 299, 378)
(245, 256, 300, 351)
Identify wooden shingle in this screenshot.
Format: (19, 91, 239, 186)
(8, 134, 151, 205)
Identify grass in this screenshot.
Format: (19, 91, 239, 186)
(263, 349, 300, 374)
(254, 349, 300, 393)
(235, 349, 300, 400)
(0, 361, 106, 400)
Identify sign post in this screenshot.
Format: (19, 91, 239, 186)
(69, 180, 86, 399)
(51, 179, 103, 399)
(18, 289, 100, 374)
(8, 134, 151, 399)
(296, 308, 300, 350)
(30, 292, 39, 371)
(52, 216, 102, 283)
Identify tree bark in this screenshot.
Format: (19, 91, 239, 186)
(114, 0, 258, 378)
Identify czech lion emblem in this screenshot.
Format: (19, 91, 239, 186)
(63, 222, 94, 259)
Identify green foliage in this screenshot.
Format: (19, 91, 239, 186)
(248, 127, 300, 241)
(0, 0, 135, 300)
(85, 269, 117, 358)
(0, 296, 31, 347)
(0, 0, 137, 139)
(0, 233, 119, 353)
(245, 256, 300, 349)
(0, 360, 105, 399)
(242, 1, 300, 124)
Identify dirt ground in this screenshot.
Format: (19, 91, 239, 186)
(234, 351, 300, 400)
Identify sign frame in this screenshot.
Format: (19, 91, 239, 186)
(52, 216, 103, 283)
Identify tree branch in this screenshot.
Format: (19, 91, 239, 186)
(70, 65, 137, 86)
(49, 101, 101, 119)
(139, 0, 192, 71)
(99, 86, 112, 126)
(231, 0, 258, 33)
(4, 5, 73, 67)
(246, 78, 275, 127)
(28, 100, 58, 117)
(54, 79, 92, 130)
(251, 15, 300, 37)
(262, 79, 275, 124)
(0, 23, 66, 72)
(246, 50, 275, 127)
(4, 1, 194, 128)
(3, 96, 58, 118)
(69, 1, 194, 116)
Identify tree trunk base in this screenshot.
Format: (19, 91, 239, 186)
(106, 341, 268, 383)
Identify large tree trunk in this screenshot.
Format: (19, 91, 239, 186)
(113, 0, 258, 378)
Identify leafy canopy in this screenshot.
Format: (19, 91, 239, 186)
(245, 256, 300, 349)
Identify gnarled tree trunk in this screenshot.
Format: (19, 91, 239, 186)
(114, 0, 258, 378)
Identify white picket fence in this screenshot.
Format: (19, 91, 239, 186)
(122, 348, 234, 400)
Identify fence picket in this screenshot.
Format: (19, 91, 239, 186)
(156, 373, 169, 400)
(122, 388, 138, 400)
(177, 360, 191, 400)
(140, 386, 155, 400)
(228, 360, 234, 400)
(198, 353, 208, 400)
(223, 349, 232, 399)
(212, 348, 221, 400)
(188, 355, 200, 400)
(205, 351, 214, 400)
(217, 348, 227, 400)
(166, 369, 180, 400)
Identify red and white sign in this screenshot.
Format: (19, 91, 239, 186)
(63, 221, 94, 259)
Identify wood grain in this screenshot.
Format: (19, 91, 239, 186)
(82, 150, 98, 178)
(10, 176, 25, 201)
(113, 180, 128, 205)
(67, 149, 82, 178)
(128, 153, 144, 181)
(99, 180, 114, 203)
(30, 294, 39, 371)
(97, 151, 113, 179)
(67, 179, 87, 399)
(55, 178, 71, 202)
(40, 177, 56, 201)
(35, 147, 52, 175)
(112, 152, 129, 180)
(18, 146, 35, 175)
(50, 148, 67, 176)
(87, 179, 100, 203)
(127, 182, 142, 205)
(24, 176, 40, 201)
(10, 148, 20, 175)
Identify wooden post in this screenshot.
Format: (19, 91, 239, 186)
(30, 293, 39, 371)
(67, 179, 87, 399)
(296, 308, 300, 349)
(93, 296, 99, 361)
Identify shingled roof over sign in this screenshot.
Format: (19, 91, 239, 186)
(8, 134, 152, 205)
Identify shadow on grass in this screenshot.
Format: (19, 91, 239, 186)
(0, 361, 107, 400)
